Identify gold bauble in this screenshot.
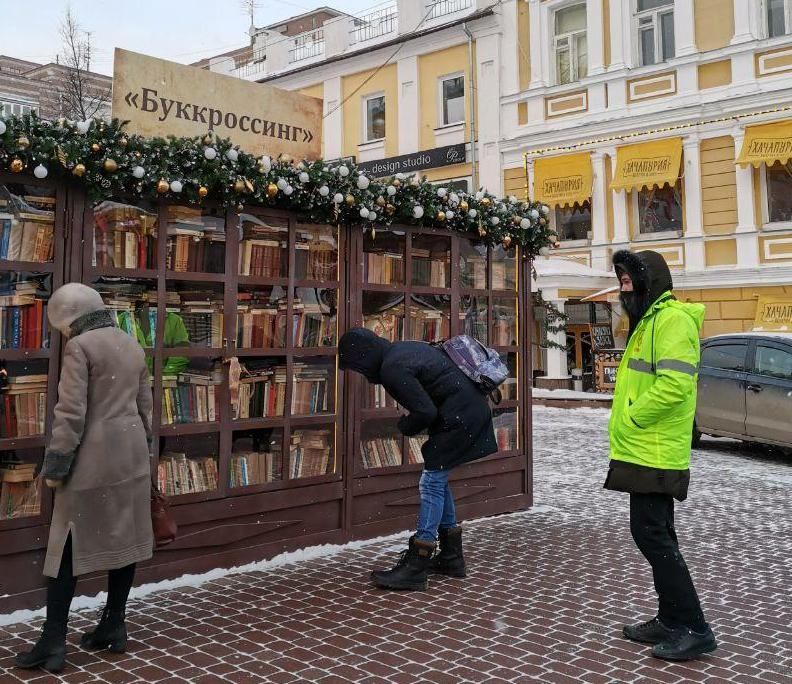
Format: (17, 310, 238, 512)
(279, 153, 292, 164)
(392, 179, 401, 188)
(480, 197, 492, 208)
(17, 136, 30, 149)
(436, 211, 446, 222)
(91, 143, 101, 153)
(376, 196, 386, 208)
(512, 215, 522, 226)
(266, 183, 278, 198)
(502, 235, 513, 248)
(202, 134, 213, 146)
(134, 151, 142, 158)
(156, 179, 170, 194)
(233, 179, 246, 193)
(236, 203, 244, 213)
(478, 226, 487, 238)
(103, 158, 118, 173)
(119, 137, 128, 147)
(198, 186, 209, 198)
(345, 194, 355, 206)
(385, 203, 396, 215)
(72, 163, 86, 177)
(10, 159, 24, 173)
(539, 217, 546, 226)
(459, 200, 469, 212)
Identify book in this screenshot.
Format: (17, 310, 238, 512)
(0, 478, 40, 519)
(361, 436, 402, 468)
(289, 429, 332, 478)
(161, 369, 221, 425)
(157, 452, 219, 496)
(230, 447, 283, 487)
(364, 251, 404, 285)
(233, 364, 288, 419)
(0, 374, 47, 438)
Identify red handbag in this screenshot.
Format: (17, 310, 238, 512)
(151, 484, 177, 547)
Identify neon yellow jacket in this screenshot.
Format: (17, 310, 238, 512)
(608, 292, 705, 471)
(116, 310, 190, 376)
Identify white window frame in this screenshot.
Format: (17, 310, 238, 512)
(0, 99, 37, 118)
(552, 2, 588, 86)
(764, 0, 792, 38)
(630, 183, 684, 240)
(759, 161, 792, 231)
(437, 72, 465, 128)
(549, 202, 593, 247)
(361, 92, 386, 144)
(634, 0, 675, 67)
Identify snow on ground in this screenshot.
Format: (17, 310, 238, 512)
(532, 388, 613, 400)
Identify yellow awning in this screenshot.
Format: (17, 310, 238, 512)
(736, 120, 792, 167)
(610, 138, 682, 192)
(533, 153, 592, 208)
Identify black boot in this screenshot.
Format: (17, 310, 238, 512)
(430, 526, 467, 578)
(14, 620, 67, 673)
(371, 536, 435, 591)
(652, 626, 717, 661)
(80, 606, 127, 653)
(623, 616, 675, 644)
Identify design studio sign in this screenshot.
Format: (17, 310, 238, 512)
(357, 144, 467, 178)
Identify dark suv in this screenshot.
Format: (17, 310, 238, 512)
(696, 333, 792, 449)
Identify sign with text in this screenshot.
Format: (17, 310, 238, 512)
(753, 297, 792, 332)
(112, 49, 322, 159)
(357, 144, 467, 178)
(590, 323, 615, 351)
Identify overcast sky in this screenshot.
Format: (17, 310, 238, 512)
(4, 0, 380, 75)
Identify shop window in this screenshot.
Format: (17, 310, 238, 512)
(363, 93, 386, 143)
(439, 74, 465, 126)
(765, 162, 792, 224)
(554, 4, 587, 85)
(553, 201, 591, 242)
(636, 183, 683, 235)
(767, 0, 792, 37)
(636, 0, 674, 66)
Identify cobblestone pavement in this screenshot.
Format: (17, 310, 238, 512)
(1, 406, 790, 683)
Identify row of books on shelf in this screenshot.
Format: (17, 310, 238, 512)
(0, 213, 55, 263)
(365, 252, 404, 285)
(157, 452, 219, 496)
(460, 260, 515, 290)
(167, 290, 224, 348)
(360, 435, 425, 469)
(167, 231, 226, 273)
(289, 429, 332, 479)
(0, 282, 49, 349)
(234, 364, 330, 418)
(236, 296, 335, 349)
(412, 250, 448, 288)
(92, 202, 158, 270)
(229, 449, 283, 487)
(0, 461, 40, 519)
(161, 372, 220, 425)
(294, 237, 337, 281)
(1, 375, 47, 438)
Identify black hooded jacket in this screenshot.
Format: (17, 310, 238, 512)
(338, 328, 497, 470)
(613, 249, 674, 339)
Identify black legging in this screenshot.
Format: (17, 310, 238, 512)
(47, 535, 136, 628)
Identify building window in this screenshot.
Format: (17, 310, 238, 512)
(765, 162, 792, 223)
(363, 94, 386, 143)
(636, 183, 683, 234)
(553, 201, 592, 241)
(767, 0, 792, 37)
(1, 101, 35, 117)
(439, 74, 465, 126)
(636, 0, 674, 66)
(554, 4, 587, 85)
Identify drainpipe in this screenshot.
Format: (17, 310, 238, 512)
(462, 22, 478, 192)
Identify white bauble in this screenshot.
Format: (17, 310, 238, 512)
(491, 216, 500, 226)
(76, 120, 90, 134)
(132, 166, 145, 179)
(319, 185, 330, 197)
(413, 205, 424, 219)
(284, 185, 294, 196)
(445, 210, 455, 220)
(33, 164, 48, 179)
(225, 148, 239, 162)
(0, 121, 6, 135)
(204, 147, 218, 160)
(437, 187, 447, 198)
(520, 218, 531, 230)
(333, 193, 344, 204)
(357, 175, 370, 190)
(539, 247, 551, 256)
(298, 172, 310, 183)
(475, 191, 484, 201)
(395, 173, 405, 180)
(297, 161, 306, 170)
(386, 185, 397, 196)
(276, 178, 288, 191)
(542, 205, 550, 215)
(509, 195, 518, 204)
(468, 209, 477, 218)
(530, 209, 540, 219)
(338, 165, 349, 177)
(359, 208, 370, 219)
(260, 155, 272, 172)
(449, 192, 459, 205)
(170, 180, 183, 193)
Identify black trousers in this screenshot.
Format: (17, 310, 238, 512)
(629, 493, 707, 631)
(47, 535, 136, 629)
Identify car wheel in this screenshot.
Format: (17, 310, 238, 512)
(692, 423, 702, 448)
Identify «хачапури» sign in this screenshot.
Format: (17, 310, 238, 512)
(111, 48, 322, 160)
(357, 144, 467, 178)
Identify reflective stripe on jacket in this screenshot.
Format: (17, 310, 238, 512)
(608, 292, 705, 471)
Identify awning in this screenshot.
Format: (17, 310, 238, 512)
(610, 138, 682, 192)
(533, 153, 593, 208)
(736, 120, 792, 168)
(581, 285, 620, 303)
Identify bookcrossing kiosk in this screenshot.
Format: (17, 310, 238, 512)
(0, 87, 550, 611)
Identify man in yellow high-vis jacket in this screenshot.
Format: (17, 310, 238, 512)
(605, 249, 717, 662)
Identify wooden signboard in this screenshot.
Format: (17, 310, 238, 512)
(752, 296, 792, 332)
(112, 49, 323, 160)
(590, 323, 615, 351)
(595, 350, 623, 393)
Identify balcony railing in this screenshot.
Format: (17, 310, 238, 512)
(426, 0, 473, 20)
(235, 49, 266, 78)
(289, 29, 325, 63)
(351, 6, 398, 43)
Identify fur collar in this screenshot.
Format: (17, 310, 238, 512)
(69, 309, 115, 337)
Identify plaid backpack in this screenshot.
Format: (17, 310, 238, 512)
(434, 335, 509, 404)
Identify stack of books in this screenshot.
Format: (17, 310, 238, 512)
(364, 251, 404, 285)
(157, 452, 218, 496)
(236, 292, 285, 348)
(167, 290, 224, 348)
(0, 461, 40, 519)
(230, 448, 283, 487)
(239, 218, 285, 278)
(363, 313, 404, 342)
(361, 435, 401, 468)
(1, 374, 47, 438)
(291, 363, 330, 415)
(407, 435, 427, 464)
(412, 249, 448, 287)
(0, 280, 49, 349)
(294, 229, 337, 280)
(292, 298, 335, 348)
(93, 281, 156, 340)
(290, 429, 332, 478)
(92, 202, 157, 269)
(410, 307, 447, 343)
(166, 206, 225, 273)
(370, 384, 398, 409)
(161, 370, 221, 425)
(234, 364, 288, 419)
(0, 210, 55, 263)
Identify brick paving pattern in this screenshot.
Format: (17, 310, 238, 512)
(1, 406, 790, 683)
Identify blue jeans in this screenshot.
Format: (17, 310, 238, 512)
(415, 469, 457, 542)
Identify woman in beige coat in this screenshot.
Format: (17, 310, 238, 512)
(15, 283, 154, 674)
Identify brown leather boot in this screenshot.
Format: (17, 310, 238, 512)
(371, 536, 435, 590)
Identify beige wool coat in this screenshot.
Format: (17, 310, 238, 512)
(42, 314, 154, 577)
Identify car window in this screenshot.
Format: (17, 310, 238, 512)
(755, 345, 792, 380)
(700, 344, 746, 371)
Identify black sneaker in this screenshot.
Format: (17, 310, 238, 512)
(623, 617, 675, 644)
(652, 627, 718, 661)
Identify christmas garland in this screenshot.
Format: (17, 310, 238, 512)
(533, 289, 570, 352)
(0, 114, 559, 256)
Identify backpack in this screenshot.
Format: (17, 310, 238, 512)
(433, 335, 509, 404)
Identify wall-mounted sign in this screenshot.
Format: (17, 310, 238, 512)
(595, 350, 624, 393)
(590, 323, 615, 351)
(357, 143, 467, 178)
(753, 296, 792, 331)
(111, 49, 322, 159)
